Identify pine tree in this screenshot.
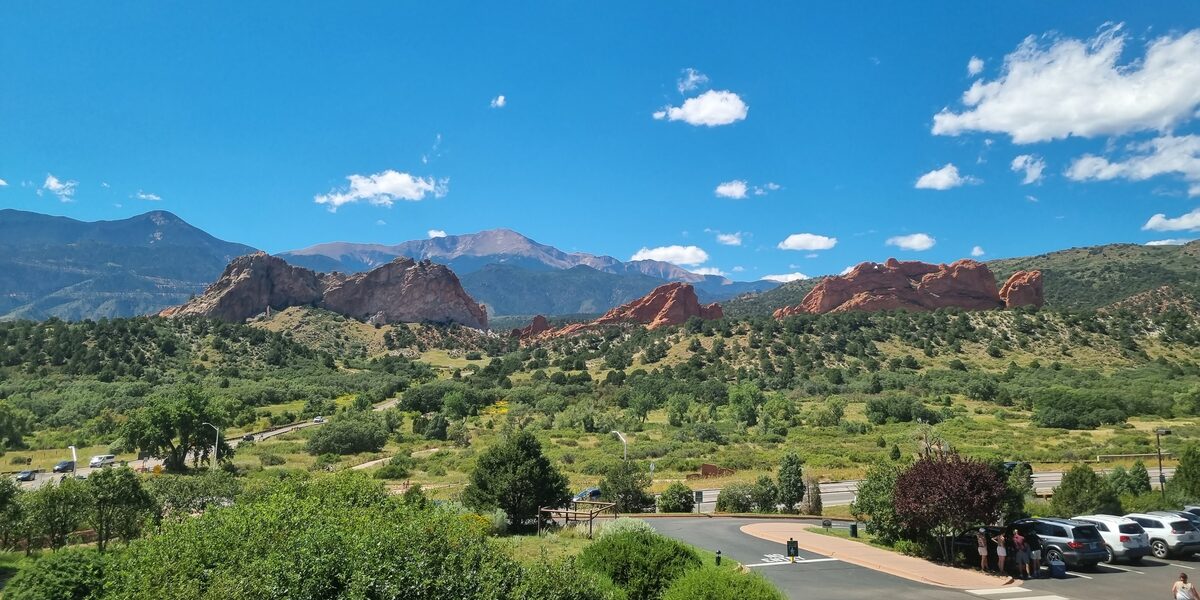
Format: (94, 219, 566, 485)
(776, 453, 806, 513)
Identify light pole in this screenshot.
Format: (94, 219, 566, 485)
(611, 430, 627, 461)
(202, 422, 220, 471)
(1156, 428, 1171, 500)
(68, 445, 78, 477)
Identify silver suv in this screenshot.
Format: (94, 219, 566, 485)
(1125, 513, 1200, 559)
(1072, 515, 1150, 563)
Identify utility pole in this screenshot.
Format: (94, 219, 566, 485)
(68, 445, 78, 477)
(1156, 428, 1172, 500)
(610, 430, 627, 461)
(202, 422, 220, 471)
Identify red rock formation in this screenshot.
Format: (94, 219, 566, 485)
(593, 282, 723, 329)
(510, 315, 551, 339)
(160, 253, 488, 329)
(772, 258, 1035, 317)
(999, 270, 1044, 308)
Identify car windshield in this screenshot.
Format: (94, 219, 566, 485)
(1172, 520, 1197, 532)
(1118, 523, 1144, 534)
(1072, 525, 1102, 541)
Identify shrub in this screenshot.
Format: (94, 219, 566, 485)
(305, 411, 388, 455)
(258, 453, 285, 467)
(597, 517, 655, 539)
(657, 482, 695, 513)
(375, 454, 414, 479)
(715, 482, 755, 513)
(578, 530, 701, 600)
(661, 566, 784, 600)
(512, 558, 627, 600)
(4, 548, 106, 600)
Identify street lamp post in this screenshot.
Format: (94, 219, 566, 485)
(202, 422, 220, 471)
(610, 430, 627, 461)
(1156, 428, 1172, 500)
(68, 445, 78, 476)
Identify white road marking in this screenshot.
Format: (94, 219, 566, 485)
(1003, 596, 1069, 600)
(964, 588, 1029, 595)
(1064, 571, 1093, 579)
(1097, 563, 1143, 574)
(1164, 562, 1196, 570)
(745, 558, 840, 568)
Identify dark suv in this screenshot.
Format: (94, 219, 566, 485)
(1011, 518, 1107, 568)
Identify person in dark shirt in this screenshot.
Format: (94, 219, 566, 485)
(1025, 530, 1042, 578)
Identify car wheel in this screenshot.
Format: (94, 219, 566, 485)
(1104, 545, 1115, 563)
(1152, 540, 1170, 559)
(1046, 548, 1064, 563)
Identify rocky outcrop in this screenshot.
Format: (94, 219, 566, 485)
(592, 282, 723, 329)
(160, 252, 488, 329)
(999, 270, 1044, 308)
(510, 315, 551, 339)
(773, 258, 1042, 317)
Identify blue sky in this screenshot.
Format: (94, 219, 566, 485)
(3, 2, 1200, 281)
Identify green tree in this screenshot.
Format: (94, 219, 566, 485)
(1171, 444, 1200, 501)
(3, 548, 106, 600)
(0, 399, 35, 450)
(86, 466, 154, 551)
(800, 473, 823, 516)
(463, 430, 569, 529)
(1051, 464, 1121, 516)
(600, 461, 652, 513)
(850, 460, 906, 544)
(750, 475, 778, 513)
(121, 385, 230, 471)
(728, 383, 764, 426)
(305, 411, 389, 455)
(656, 482, 695, 513)
(776, 453, 806, 513)
(715, 482, 755, 513)
(0, 477, 20, 549)
(26, 476, 89, 551)
(146, 471, 241, 525)
(1127, 461, 1153, 495)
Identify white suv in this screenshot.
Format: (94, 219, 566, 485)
(1073, 515, 1151, 563)
(88, 454, 116, 468)
(1125, 513, 1200, 559)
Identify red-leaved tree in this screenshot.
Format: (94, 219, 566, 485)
(893, 454, 1008, 562)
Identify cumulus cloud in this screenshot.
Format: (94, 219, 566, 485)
(428, 229, 447, 238)
(40, 174, 78, 201)
(915, 163, 975, 190)
(933, 24, 1200, 143)
(134, 190, 162, 201)
(677, 68, 710, 93)
(731, 266, 745, 273)
(376, 220, 387, 226)
(713, 231, 743, 246)
(490, 95, 506, 108)
(967, 56, 984, 77)
(1143, 207, 1200, 232)
(714, 180, 748, 199)
(0, 178, 7, 187)
(691, 267, 726, 277)
(314, 170, 448, 212)
(653, 90, 748, 126)
(763, 272, 810, 283)
(1010, 154, 1046, 184)
(971, 245, 986, 257)
(1066, 135, 1200, 196)
(753, 182, 781, 196)
(886, 233, 937, 251)
(630, 245, 709, 266)
(1146, 238, 1193, 246)
(777, 233, 838, 251)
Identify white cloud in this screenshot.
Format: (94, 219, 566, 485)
(134, 190, 162, 201)
(715, 232, 743, 246)
(677, 68, 709, 93)
(428, 229, 447, 238)
(314, 170, 448, 212)
(1146, 238, 1193, 246)
(763, 272, 810, 283)
(630, 245, 709, 266)
(376, 220, 387, 226)
(1025, 195, 1039, 202)
(933, 24, 1200, 143)
(840, 266, 856, 276)
(653, 90, 748, 127)
(753, 182, 781, 196)
(691, 267, 726, 277)
(1010, 154, 1046, 184)
(40, 174, 78, 201)
(714, 180, 748, 199)
(1143, 207, 1200, 232)
(777, 233, 838, 251)
(100, 182, 110, 188)
(967, 56, 984, 77)
(971, 245, 986, 257)
(0, 178, 7, 187)
(490, 95, 506, 108)
(1066, 135, 1200, 196)
(886, 233, 937, 251)
(915, 163, 975, 190)
(731, 266, 745, 273)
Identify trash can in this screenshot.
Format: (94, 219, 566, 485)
(1048, 559, 1067, 579)
(849, 523, 858, 538)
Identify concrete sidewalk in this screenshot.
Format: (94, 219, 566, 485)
(741, 522, 1022, 590)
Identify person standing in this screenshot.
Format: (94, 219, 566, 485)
(1174, 573, 1200, 600)
(1012, 529, 1030, 579)
(1026, 529, 1042, 578)
(992, 530, 1009, 575)
(976, 528, 989, 572)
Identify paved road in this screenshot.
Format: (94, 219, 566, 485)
(648, 517, 1194, 600)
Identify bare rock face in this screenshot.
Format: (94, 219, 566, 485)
(999, 270, 1044, 308)
(773, 258, 1032, 317)
(593, 282, 723, 329)
(511, 315, 551, 339)
(161, 253, 488, 329)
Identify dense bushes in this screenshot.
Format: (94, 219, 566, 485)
(656, 482, 695, 513)
(661, 566, 783, 600)
(578, 530, 701, 600)
(305, 411, 388, 455)
(4, 548, 107, 600)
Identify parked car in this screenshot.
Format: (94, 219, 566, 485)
(88, 454, 116, 468)
(1183, 505, 1200, 518)
(52, 460, 75, 473)
(953, 526, 1010, 573)
(1010, 518, 1107, 568)
(241, 434, 256, 442)
(1003, 461, 1032, 474)
(313, 416, 326, 424)
(1157, 510, 1200, 529)
(1072, 514, 1151, 563)
(14, 470, 35, 482)
(1125, 513, 1200, 559)
(573, 487, 602, 502)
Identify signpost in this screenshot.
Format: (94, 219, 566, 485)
(786, 537, 799, 563)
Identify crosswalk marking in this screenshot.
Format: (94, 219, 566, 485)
(744, 558, 840, 568)
(965, 589, 1028, 595)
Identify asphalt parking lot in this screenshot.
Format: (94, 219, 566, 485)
(646, 517, 1196, 600)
